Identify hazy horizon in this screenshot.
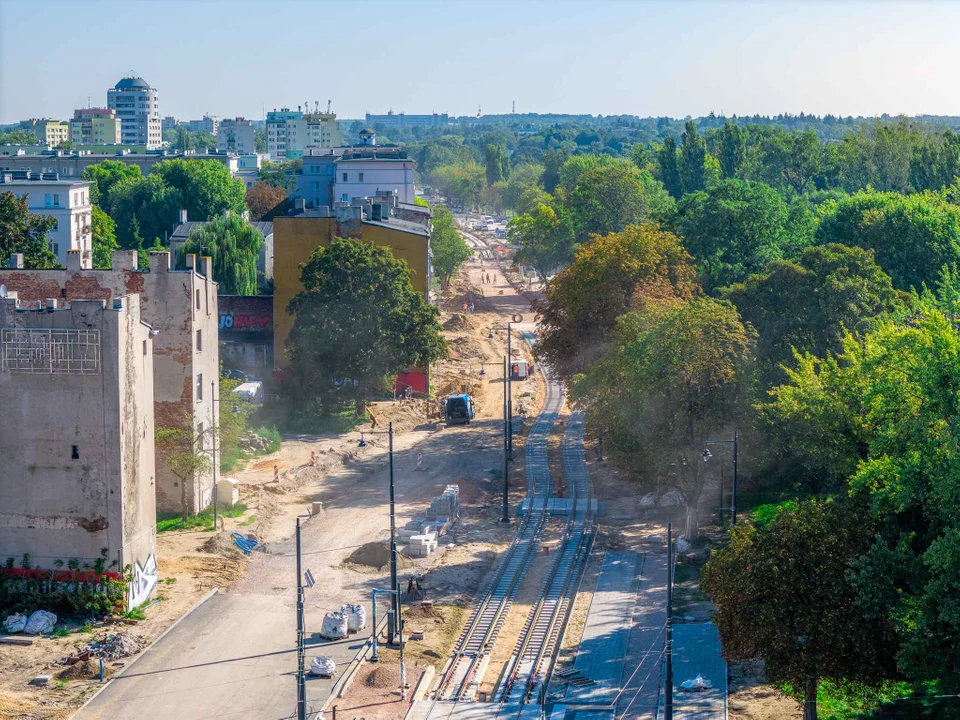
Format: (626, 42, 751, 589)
(2, 0, 959, 124)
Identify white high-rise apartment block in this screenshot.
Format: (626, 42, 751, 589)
(107, 76, 162, 149)
(1, 172, 94, 268)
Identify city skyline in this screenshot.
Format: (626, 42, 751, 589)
(3, 0, 960, 124)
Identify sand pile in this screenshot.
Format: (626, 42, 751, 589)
(345, 542, 415, 570)
(365, 664, 398, 689)
(443, 314, 472, 331)
(57, 660, 101, 680)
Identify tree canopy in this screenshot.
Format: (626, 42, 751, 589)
(177, 212, 264, 295)
(285, 238, 446, 412)
(430, 206, 472, 289)
(511, 203, 576, 285)
(0, 191, 57, 268)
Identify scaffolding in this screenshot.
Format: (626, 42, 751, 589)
(1, 328, 101, 374)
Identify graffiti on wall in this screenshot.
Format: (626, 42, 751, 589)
(219, 313, 271, 331)
(128, 554, 158, 609)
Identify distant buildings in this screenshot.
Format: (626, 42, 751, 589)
(0, 291, 157, 601)
(0, 171, 93, 267)
(266, 106, 342, 161)
(297, 129, 416, 206)
(69, 108, 121, 146)
(107, 76, 162, 149)
(188, 115, 220, 136)
(0, 150, 251, 181)
(365, 111, 448, 128)
(161, 116, 180, 133)
(218, 118, 255, 154)
(0, 250, 221, 514)
(19, 118, 70, 146)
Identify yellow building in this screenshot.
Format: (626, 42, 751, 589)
(20, 118, 70, 146)
(69, 108, 122, 146)
(272, 203, 432, 391)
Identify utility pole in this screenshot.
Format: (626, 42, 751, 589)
(296, 518, 306, 720)
(211, 380, 218, 532)
(506, 322, 513, 461)
(731, 430, 739, 526)
(665, 522, 673, 720)
(501, 356, 510, 523)
(388, 422, 399, 643)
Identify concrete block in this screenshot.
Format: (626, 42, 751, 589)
(30, 675, 52, 685)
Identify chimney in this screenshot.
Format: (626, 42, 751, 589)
(111, 250, 138, 272)
(7, 253, 24, 269)
(294, 197, 305, 211)
(179, 209, 188, 224)
(45, 298, 57, 312)
(148, 250, 171, 273)
(185, 253, 196, 271)
(199, 256, 213, 279)
(66, 249, 83, 271)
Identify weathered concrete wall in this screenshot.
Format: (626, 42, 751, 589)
(0, 295, 156, 571)
(0, 249, 220, 513)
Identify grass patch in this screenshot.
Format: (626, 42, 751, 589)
(124, 602, 148, 621)
(280, 408, 367, 435)
(253, 426, 282, 453)
(239, 514, 257, 527)
(220, 447, 246, 473)
(156, 503, 248, 533)
(778, 678, 960, 719)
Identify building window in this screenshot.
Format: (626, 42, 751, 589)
(143, 340, 148, 356)
(196, 289, 201, 310)
(343, 172, 348, 182)
(196, 329, 202, 352)
(196, 373, 203, 401)
(342, 194, 348, 202)
(71, 445, 80, 460)
(44, 193, 51, 207)
(359, 173, 364, 182)
(53, 194, 60, 207)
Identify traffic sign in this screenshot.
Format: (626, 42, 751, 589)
(304, 569, 315, 589)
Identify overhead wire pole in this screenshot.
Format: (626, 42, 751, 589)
(388, 421, 400, 642)
(502, 356, 510, 523)
(506, 321, 513, 461)
(296, 517, 306, 720)
(665, 530, 676, 715)
(703, 429, 740, 527)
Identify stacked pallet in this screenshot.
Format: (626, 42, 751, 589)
(406, 531, 438, 558)
(427, 485, 460, 520)
(402, 484, 459, 558)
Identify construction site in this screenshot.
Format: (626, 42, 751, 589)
(1, 227, 730, 720)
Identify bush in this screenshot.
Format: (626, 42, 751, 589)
(220, 447, 246, 473)
(253, 426, 282, 454)
(156, 504, 248, 533)
(0, 567, 126, 619)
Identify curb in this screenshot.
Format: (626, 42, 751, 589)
(70, 587, 220, 717)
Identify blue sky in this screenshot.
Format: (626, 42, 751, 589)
(1, 0, 958, 123)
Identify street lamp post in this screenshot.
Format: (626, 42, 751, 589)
(702, 429, 739, 526)
(358, 422, 400, 640)
(479, 359, 512, 524)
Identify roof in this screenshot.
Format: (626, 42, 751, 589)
(170, 220, 273, 240)
(114, 76, 151, 90)
(362, 218, 430, 238)
(359, 128, 375, 135)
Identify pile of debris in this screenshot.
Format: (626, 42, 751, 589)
(239, 433, 272, 453)
(2, 610, 57, 635)
(86, 631, 144, 660)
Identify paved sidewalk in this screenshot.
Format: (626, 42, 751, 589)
(565, 551, 642, 705)
(670, 623, 727, 720)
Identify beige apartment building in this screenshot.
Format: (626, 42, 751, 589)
(70, 108, 122, 145)
(0, 292, 158, 605)
(0, 249, 220, 514)
(19, 118, 70, 146)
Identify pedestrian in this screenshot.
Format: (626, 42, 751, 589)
(493, 273, 497, 284)
(469, 303, 475, 313)
(463, 301, 468, 313)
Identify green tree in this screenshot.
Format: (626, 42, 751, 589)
(156, 416, 214, 522)
(431, 161, 485, 209)
(724, 243, 900, 388)
(110, 174, 183, 250)
(82, 160, 143, 210)
(573, 297, 755, 537)
(511, 203, 576, 284)
(430, 206, 472, 289)
(0, 128, 40, 145)
(655, 136, 682, 199)
(557, 154, 614, 194)
(541, 148, 569, 193)
(150, 159, 246, 221)
(177, 212, 264, 295)
(750, 129, 824, 195)
(91, 205, 118, 269)
(286, 238, 446, 413)
(0, 191, 58, 268)
(503, 163, 545, 210)
(701, 498, 897, 720)
(763, 307, 960, 682)
(569, 162, 666, 240)
(485, 143, 510, 185)
(55, 140, 73, 151)
(534, 224, 699, 380)
(815, 188, 960, 291)
(676, 179, 813, 294)
(910, 129, 960, 192)
(717, 122, 746, 178)
(254, 127, 267, 154)
(679, 120, 707, 193)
